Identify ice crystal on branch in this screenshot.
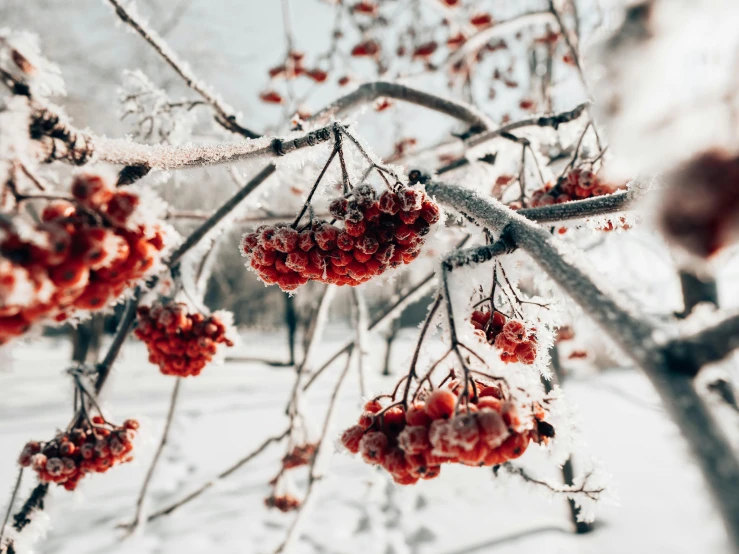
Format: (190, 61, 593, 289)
(118, 69, 196, 143)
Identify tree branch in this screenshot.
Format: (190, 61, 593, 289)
(465, 102, 589, 149)
(105, 0, 259, 138)
(32, 125, 333, 170)
(274, 347, 355, 553)
(309, 81, 493, 130)
(516, 190, 633, 223)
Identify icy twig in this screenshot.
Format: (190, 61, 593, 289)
(443, 10, 555, 70)
(301, 235, 471, 391)
(145, 428, 291, 522)
(274, 348, 355, 554)
(401, 295, 442, 406)
(302, 271, 436, 391)
(500, 463, 604, 501)
(0, 469, 23, 551)
(465, 102, 589, 149)
(123, 378, 182, 534)
(105, 0, 259, 138)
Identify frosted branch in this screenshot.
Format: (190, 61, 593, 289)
(145, 428, 290, 522)
(105, 0, 259, 138)
(465, 102, 589, 149)
(309, 81, 493, 131)
(33, 123, 332, 170)
(123, 378, 182, 534)
(516, 190, 633, 223)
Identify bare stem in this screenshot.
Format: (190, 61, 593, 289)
(0, 469, 23, 549)
(274, 347, 355, 553)
(351, 288, 369, 399)
(125, 378, 182, 533)
(145, 428, 290, 522)
(465, 102, 589, 149)
(402, 295, 442, 406)
(168, 164, 276, 267)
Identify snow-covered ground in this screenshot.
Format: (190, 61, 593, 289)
(0, 327, 731, 554)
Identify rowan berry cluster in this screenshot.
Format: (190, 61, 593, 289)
(530, 168, 623, 206)
(264, 493, 301, 513)
(340, 382, 554, 485)
(0, 173, 166, 344)
(241, 184, 440, 291)
(470, 310, 538, 365)
(281, 443, 316, 470)
(264, 443, 317, 512)
(134, 302, 235, 377)
(18, 417, 138, 491)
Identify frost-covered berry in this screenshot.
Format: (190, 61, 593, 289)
(359, 431, 388, 464)
(425, 389, 456, 420)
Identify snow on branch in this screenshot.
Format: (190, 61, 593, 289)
(30, 108, 332, 169)
(516, 190, 633, 223)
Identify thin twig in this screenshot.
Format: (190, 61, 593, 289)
(105, 0, 259, 138)
(145, 428, 290, 522)
(351, 288, 369, 399)
(301, 235, 471, 392)
(401, 295, 442, 406)
(309, 81, 492, 131)
(0, 469, 23, 549)
(168, 164, 276, 267)
(274, 347, 355, 553)
(124, 378, 182, 533)
(465, 102, 589, 149)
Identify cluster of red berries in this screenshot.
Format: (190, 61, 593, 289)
(263, 443, 317, 513)
(530, 168, 623, 207)
(241, 184, 440, 291)
(281, 443, 316, 470)
(261, 51, 329, 105)
(264, 493, 301, 513)
(18, 417, 138, 491)
(0, 173, 166, 344)
(134, 303, 234, 377)
(341, 382, 553, 485)
(470, 310, 538, 365)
